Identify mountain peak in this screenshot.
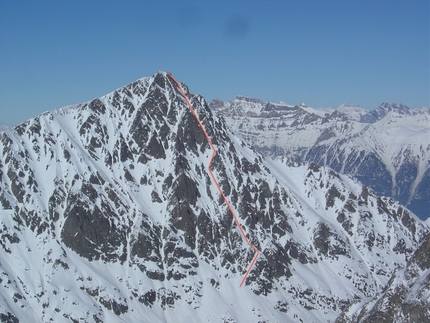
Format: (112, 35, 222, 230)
(0, 74, 428, 322)
(374, 102, 410, 116)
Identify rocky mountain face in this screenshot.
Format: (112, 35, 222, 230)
(210, 97, 430, 220)
(335, 232, 430, 323)
(0, 72, 428, 322)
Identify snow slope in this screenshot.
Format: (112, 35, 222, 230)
(336, 232, 430, 322)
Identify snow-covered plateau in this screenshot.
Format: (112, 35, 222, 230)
(0, 72, 428, 322)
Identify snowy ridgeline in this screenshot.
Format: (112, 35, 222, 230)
(0, 72, 428, 323)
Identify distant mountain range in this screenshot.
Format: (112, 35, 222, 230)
(210, 97, 430, 220)
(0, 73, 428, 322)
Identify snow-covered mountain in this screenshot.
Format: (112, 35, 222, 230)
(0, 72, 428, 322)
(210, 97, 430, 220)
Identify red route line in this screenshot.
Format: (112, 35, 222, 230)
(167, 72, 259, 287)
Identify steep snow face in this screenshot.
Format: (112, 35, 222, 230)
(0, 73, 428, 323)
(210, 98, 430, 220)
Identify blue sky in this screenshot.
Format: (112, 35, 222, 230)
(0, 0, 429, 126)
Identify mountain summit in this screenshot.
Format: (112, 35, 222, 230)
(0, 72, 428, 322)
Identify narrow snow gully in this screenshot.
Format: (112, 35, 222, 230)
(167, 72, 259, 287)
